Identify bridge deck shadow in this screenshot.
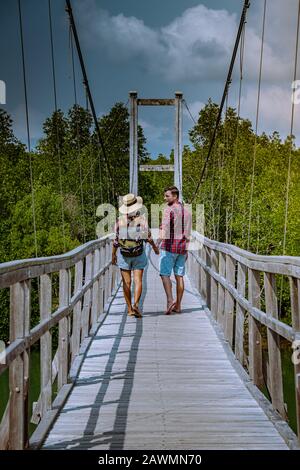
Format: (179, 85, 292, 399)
(42, 250, 289, 450)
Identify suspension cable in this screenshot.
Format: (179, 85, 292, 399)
(48, 0, 66, 252)
(65, 0, 115, 203)
(247, 0, 267, 251)
(279, 0, 300, 312)
(70, 27, 87, 242)
(73, 99, 130, 197)
(229, 18, 246, 244)
(216, 93, 229, 241)
(189, 0, 250, 203)
(183, 100, 197, 126)
(18, 0, 38, 258)
(283, 0, 300, 256)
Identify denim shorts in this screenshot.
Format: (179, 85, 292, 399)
(117, 247, 148, 271)
(159, 249, 186, 277)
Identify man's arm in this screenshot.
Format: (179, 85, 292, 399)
(157, 206, 171, 245)
(185, 208, 192, 254)
(145, 222, 159, 254)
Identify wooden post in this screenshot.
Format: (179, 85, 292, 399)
(217, 252, 226, 329)
(71, 260, 83, 362)
(200, 247, 206, 301)
(195, 247, 200, 293)
(104, 241, 110, 304)
(23, 280, 30, 449)
(174, 91, 183, 200)
(210, 249, 218, 320)
(108, 240, 113, 296)
(206, 247, 211, 310)
(248, 269, 263, 388)
(129, 91, 138, 194)
(91, 249, 100, 326)
(264, 272, 286, 419)
(9, 282, 27, 449)
(58, 269, 69, 390)
(235, 262, 246, 364)
(290, 276, 300, 440)
(98, 243, 105, 317)
(224, 254, 235, 346)
(40, 274, 52, 419)
(81, 253, 93, 339)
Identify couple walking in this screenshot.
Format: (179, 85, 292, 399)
(111, 186, 192, 318)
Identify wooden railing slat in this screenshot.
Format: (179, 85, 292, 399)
(224, 254, 235, 346)
(81, 253, 93, 340)
(217, 252, 226, 329)
(264, 272, 286, 419)
(71, 260, 83, 362)
(9, 282, 26, 449)
(40, 274, 52, 421)
(235, 262, 246, 364)
(58, 269, 69, 390)
(248, 269, 263, 388)
(210, 249, 218, 320)
(290, 276, 300, 439)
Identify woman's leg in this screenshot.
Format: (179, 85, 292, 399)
(120, 269, 134, 314)
(133, 269, 144, 316)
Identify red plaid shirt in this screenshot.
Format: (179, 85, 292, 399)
(159, 202, 192, 254)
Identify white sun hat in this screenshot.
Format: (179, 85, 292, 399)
(119, 193, 143, 215)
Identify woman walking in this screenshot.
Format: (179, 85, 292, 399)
(112, 193, 159, 318)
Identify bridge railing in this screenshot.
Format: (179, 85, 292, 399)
(0, 234, 119, 450)
(187, 231, 300, 441)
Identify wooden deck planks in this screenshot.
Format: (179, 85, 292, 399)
(42, 248, 289, 450)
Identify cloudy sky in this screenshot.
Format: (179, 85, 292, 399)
(1, 0, 300, 156)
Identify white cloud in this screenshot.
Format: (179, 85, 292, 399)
(78, 2, 237, 82)
(78, 0, 299, 84)
(77, 0, 300, 144)
(240, 82, 300, 140)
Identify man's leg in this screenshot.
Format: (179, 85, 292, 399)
(133, 269, 144, 317)
(159, 250, 176, 313)
(174, 275, 184, 312)
(160, 275, 175, 313)
(173, 254, 186, 312)
(120, 269, 134, 315)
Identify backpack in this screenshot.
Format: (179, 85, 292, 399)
(119, 238, 144, 257)
(118, 214, 146, 257)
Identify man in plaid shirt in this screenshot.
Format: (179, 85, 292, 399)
(157, 186, 192, 314)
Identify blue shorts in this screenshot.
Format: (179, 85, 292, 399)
(117, 247, 148, 271)
(159, 249, 186, 277)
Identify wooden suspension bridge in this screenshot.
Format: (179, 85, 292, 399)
(0, 235, 300, 449)
(0, 0, 300, 451)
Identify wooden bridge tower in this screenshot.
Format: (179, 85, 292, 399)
(129, 91, 183, 200)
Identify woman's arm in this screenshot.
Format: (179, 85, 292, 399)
(112, 244, 118, 265)
(146, 227, 159, 255)
(112, 219, 119, 265)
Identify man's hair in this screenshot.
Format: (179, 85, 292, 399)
(164, 186, 179, 198)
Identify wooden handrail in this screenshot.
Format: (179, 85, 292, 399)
(0, 234, 115, 288)
(187, 231, 300, 441)
(193, 231, 300, 275)
(0, 233, 120, 450)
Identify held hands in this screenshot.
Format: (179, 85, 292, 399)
(153, 244, 160, 255)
